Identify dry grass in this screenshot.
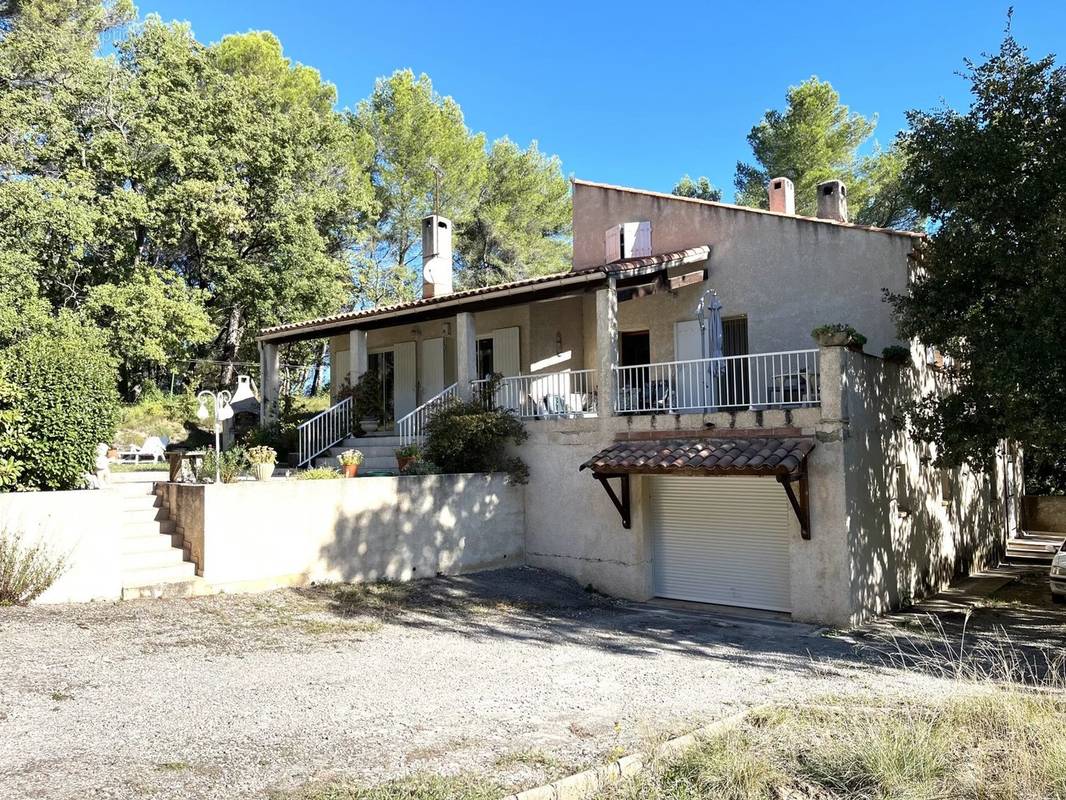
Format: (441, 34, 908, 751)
(282, 773, 501, 800)
(0, 527, 68, 605)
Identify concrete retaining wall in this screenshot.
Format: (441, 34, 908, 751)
(0, 489, 123, 603)
(163, 473, 524, 590)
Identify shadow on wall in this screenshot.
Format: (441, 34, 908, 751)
(845, 350, 1006, 620)
(314, 474, 522, 585)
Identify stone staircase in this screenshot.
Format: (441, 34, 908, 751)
(117, 481, 201, 599)
(1005, 531, 1065, 564)
(314, 432, 404, 475)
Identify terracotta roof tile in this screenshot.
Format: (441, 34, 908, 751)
(579, 437, 814, 477)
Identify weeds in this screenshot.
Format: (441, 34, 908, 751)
(0, 527, 67, 605)
(287, 773, 501, 800)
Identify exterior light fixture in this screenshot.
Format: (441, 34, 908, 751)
(196, 388, 233, 483)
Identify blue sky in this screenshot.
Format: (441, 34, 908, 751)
(135, 1, 1064, 201)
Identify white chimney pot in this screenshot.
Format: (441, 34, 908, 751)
(768, 177, 795, 215)
(422, 215, 453, 299)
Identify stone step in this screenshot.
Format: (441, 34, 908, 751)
(122, 547, 189, 572)
(121, 532, 183, 554)
(121, 575, 209, 600)
(121, 519, 176, 537)
(122, 506, 169, 523)
(1006, 534, 1063, 563)
(121, 560, 197, 589)
(329, 444, 403, 459)
(341, 435, 405, 447)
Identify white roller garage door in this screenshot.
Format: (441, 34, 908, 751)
(650, 475, 792, 612)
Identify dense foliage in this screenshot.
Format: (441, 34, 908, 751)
(890, 29, 1065, 473)
(0, 2, 571, 402)
(672, 175, 723, 202)
(734, 78, 921, 229)
(422, 378, 529, 484)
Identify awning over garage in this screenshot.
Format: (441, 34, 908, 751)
(579, 437, 815, 537)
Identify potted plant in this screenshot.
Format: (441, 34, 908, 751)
(395, 443, 421, 473)
(811, 323, 867, 351)
(350, 370, 385, 435)
(337, 449, 364, 478)
(247, 445, 277, 481)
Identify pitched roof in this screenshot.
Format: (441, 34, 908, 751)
(579, 437, 815, 478)
(258, 246, 710, 342)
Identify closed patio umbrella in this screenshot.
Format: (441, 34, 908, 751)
(707, 292, 724, 410)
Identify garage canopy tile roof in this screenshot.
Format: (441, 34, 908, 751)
(579, 437, 814, 477)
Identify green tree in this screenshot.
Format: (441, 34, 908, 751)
(672, 175, 722, 202)
(353, 70, 487, 305)
(889, 30, 1065, 471)
(455, 138, 570, 287)
(734, 77, 920, 229)
(85, 267, 214, 396)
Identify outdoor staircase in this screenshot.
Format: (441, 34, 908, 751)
(117, 481, 201, 599)
(314, 431, 403, 475)
(1005, 531, 1065, 564)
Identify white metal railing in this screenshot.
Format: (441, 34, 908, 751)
(614, 349, 820, 414)
(297, 395, 352, 466)
(471, 370, 599, 419)
(397, 382, 459, 446)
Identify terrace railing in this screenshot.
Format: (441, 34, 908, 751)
(613, 349, 820, 414)
(470, 370, 599, 420)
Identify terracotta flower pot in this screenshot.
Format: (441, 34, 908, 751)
(342, 464, 360, 478)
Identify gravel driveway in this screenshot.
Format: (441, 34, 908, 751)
(1, 567, 967, 799)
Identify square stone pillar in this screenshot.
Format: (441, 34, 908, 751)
(456, 312, 477, 400)
(348, 329, 368, 389)
(596, 275, 619, 417)
(259, 342, 280, 425)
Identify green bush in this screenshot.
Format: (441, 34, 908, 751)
(0, 527, 68, 605)
(881, 345, 912, 365)
(196, 447, 247, 484)
(422, 375, 529, 484)
(401, 459, 440, 476)
(296, 467, 341, 480)
(0, 376, 29, 489)
(0, 316, 120, 491)
(116, 388, 199, 448)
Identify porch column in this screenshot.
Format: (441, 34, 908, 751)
(259, 341, 280, 425)
(348, 329, 368, 389)
(456, 312, 477, 401)
(596, 275, 619, 417)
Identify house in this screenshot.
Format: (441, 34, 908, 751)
(256, 177, 1021, 627)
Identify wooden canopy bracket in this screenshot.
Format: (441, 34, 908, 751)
(595, 474, 632, 529)
(777, 470, 811, 540)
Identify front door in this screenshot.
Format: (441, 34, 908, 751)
(367, 350, 396, 424)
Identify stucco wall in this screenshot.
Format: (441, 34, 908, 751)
(518, 406, 843, 615)
(0, 489, 123, 603)
(1022, 496, 1066, 533)
(572, 181, 918, 356)
(166, 474, 524, 589)
(836, 346, 1014, 623)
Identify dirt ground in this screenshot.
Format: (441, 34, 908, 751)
(1, 566, 1061, 800)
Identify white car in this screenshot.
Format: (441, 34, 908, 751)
(1052, 542, 1066, 604)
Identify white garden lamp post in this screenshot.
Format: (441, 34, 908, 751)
(196, 389, 233, 484)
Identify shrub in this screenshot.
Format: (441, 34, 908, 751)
(337, 449, 364, 467)
(297, 467, 341, 480)
(246, 445, 277, 465)
(0, 527, 68, 605)
(348, 370, 385, 428)
(422, 375, 529, 484)
(882, 345, 911, 364)
(401, 459, 440, 476)
(0, 315, 120, 491)
(811, 323, 867, 349)
(395, 443, 421, 459)
(196, 447, 247, 484)
(0, 375, 29, 490)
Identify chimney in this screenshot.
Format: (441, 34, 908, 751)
(768, 177, 795, 215)
(421, 214, 453, 299)
(816, 180, 848, 222)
